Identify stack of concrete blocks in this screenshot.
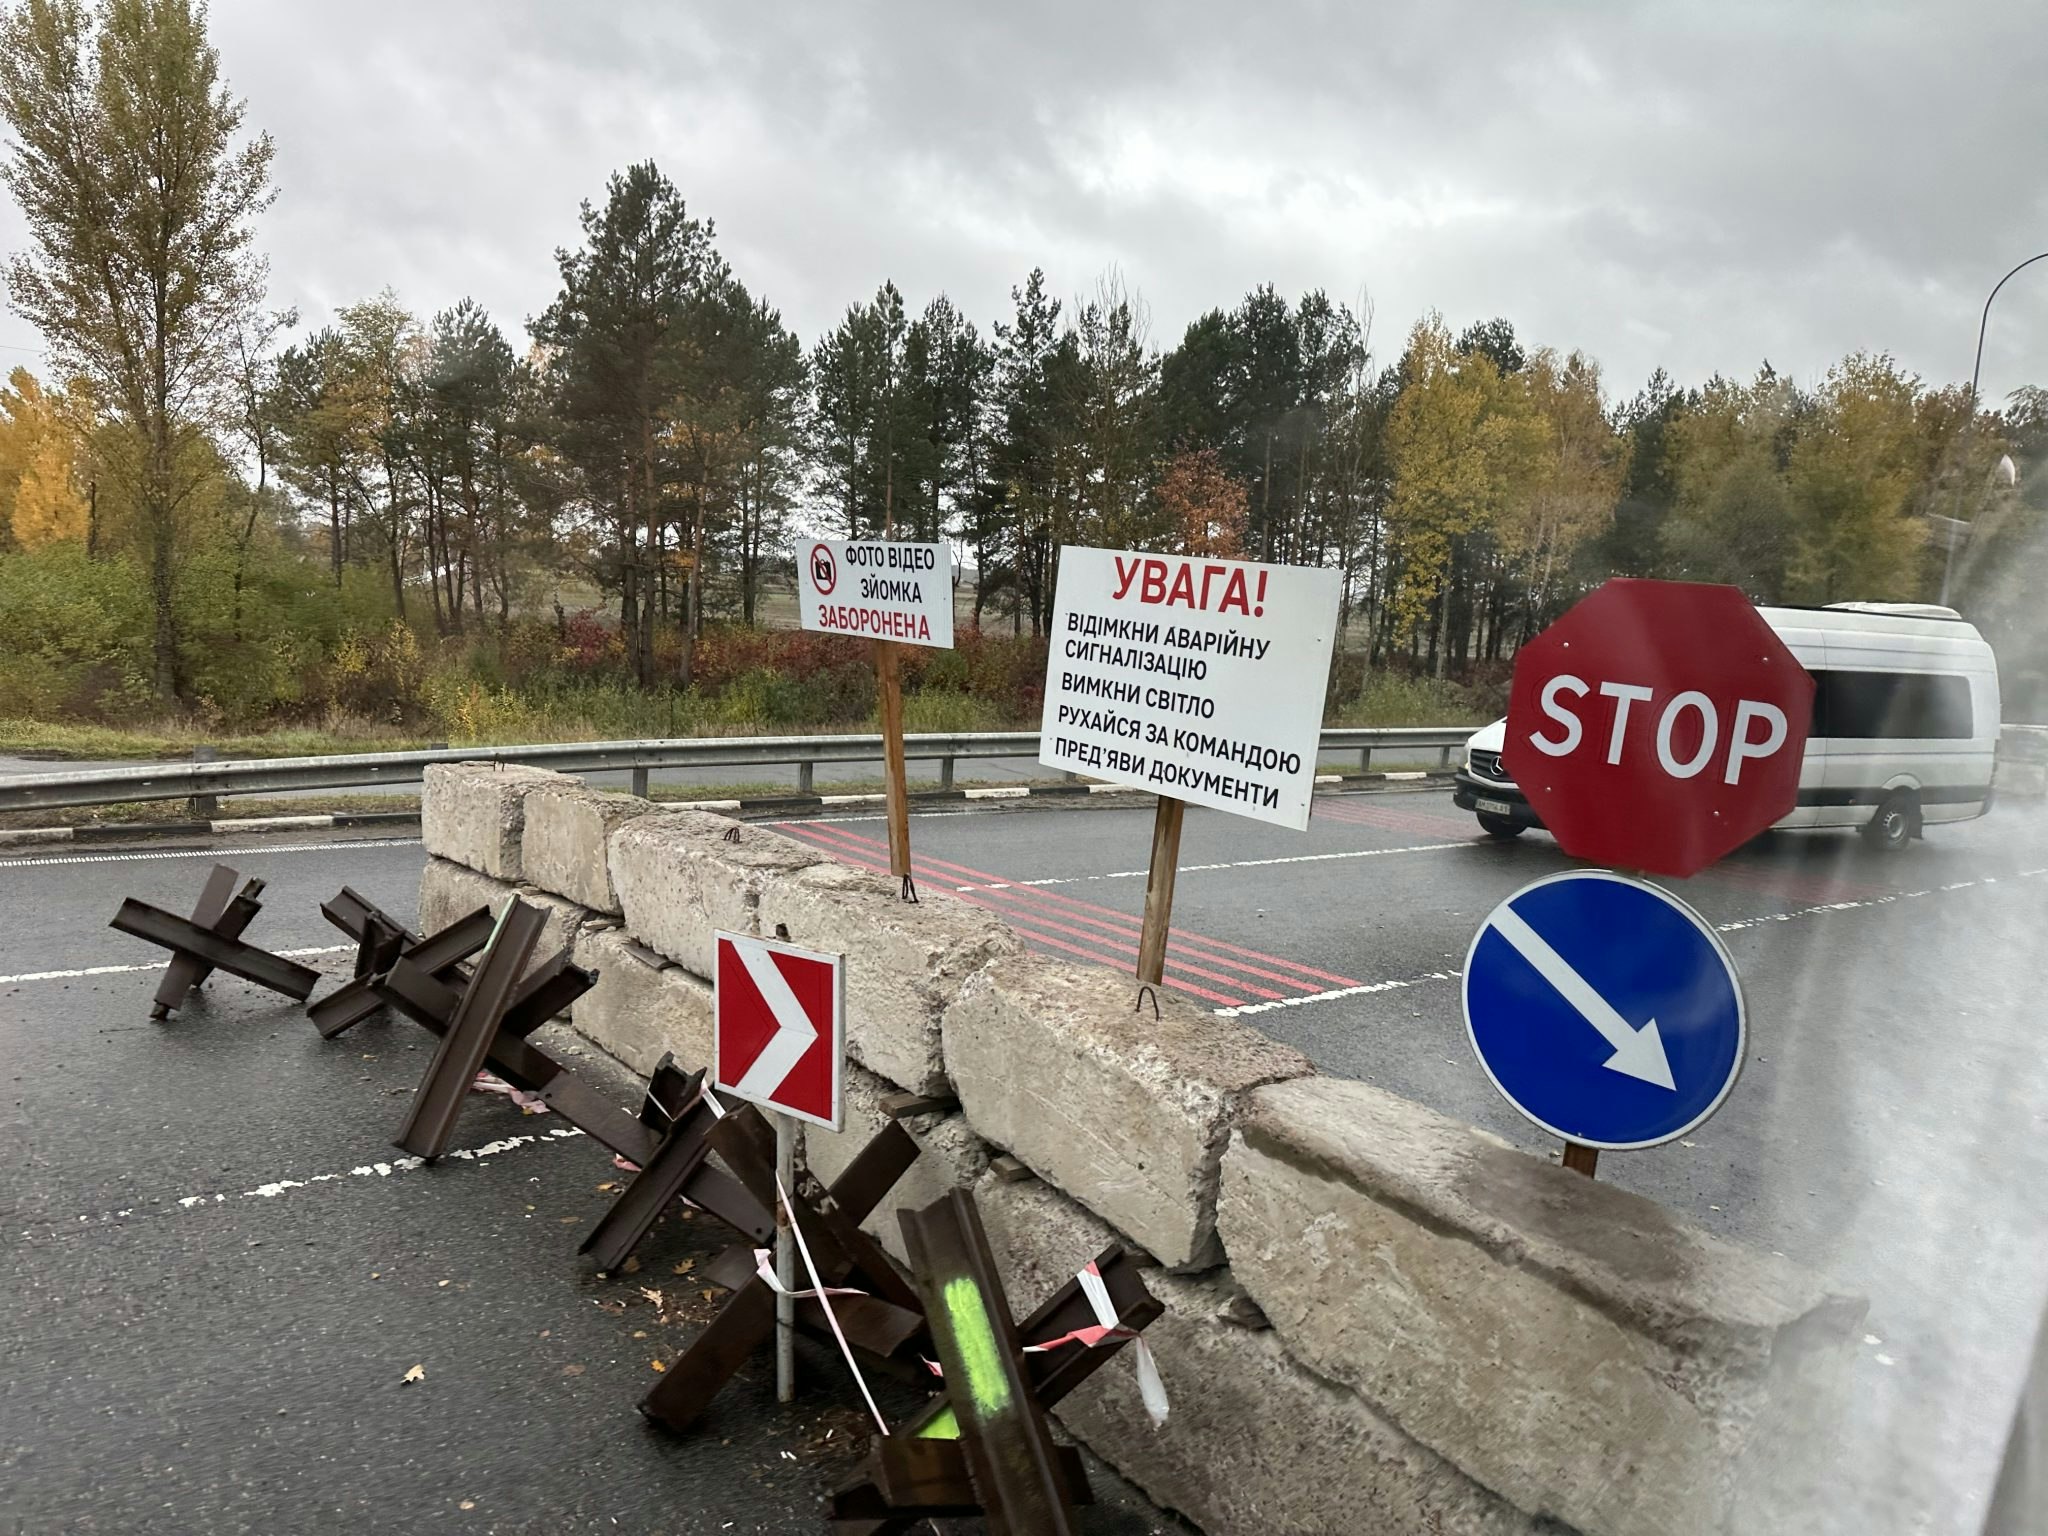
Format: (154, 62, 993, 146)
(419, 762, 1865, 1536)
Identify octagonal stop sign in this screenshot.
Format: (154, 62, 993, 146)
(1502, 580, 1814, 878)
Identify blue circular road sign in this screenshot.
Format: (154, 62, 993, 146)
(1462, 870, 1745, 1151)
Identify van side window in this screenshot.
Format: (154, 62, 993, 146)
(1810, 671, 1974, 740)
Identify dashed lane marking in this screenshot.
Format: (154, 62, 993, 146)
(0, 944, 352, 986)
(0, 837, 421, 869)
(19, 1125, 590, 1244)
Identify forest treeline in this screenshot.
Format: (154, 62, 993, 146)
(0, 0, 2041, 741)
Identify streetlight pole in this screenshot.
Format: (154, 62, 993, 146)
(1942, 252, 2048, 606)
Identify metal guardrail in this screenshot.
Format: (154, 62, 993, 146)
(0, 725, 1474, 814)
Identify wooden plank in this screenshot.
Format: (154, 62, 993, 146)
(393, 901, 546, 1160)
(899, 1190, 1074, 1535)
(1135, 794, 1186, 986)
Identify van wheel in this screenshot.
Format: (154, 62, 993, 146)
(1478, 814, 1525, 840)
(1862, 792, 1918, 851)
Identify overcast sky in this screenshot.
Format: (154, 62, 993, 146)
(3, 1, 2045, 406)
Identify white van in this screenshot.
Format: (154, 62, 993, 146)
(1452, 602, 2001, 851)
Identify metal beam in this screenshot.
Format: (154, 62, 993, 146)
(111, 896, 320, 1005)
(0, 726, 1475, 812)
(393, 901, 546, 1160)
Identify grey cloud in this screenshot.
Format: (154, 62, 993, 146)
(1, 0, 2042, 403)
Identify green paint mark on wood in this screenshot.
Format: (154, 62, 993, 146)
(943, 1275, 1011, 1418)
(916, 1403, 961, 1440)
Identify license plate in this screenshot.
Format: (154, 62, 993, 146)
(1475, 797, 1513, 817)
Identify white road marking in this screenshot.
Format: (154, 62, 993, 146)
(1711, 868, 2046, 933)
(0, 944, 352, 986)
(0, 837, 420, 870)
(21, 1125, 589, 1243)
(1214, 969, 1460, 1018)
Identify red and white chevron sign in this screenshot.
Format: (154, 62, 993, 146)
(712, 931, 844, 1130)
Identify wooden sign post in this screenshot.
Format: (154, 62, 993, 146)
(1036, 548, 1344, 999)
(874, 637, 913, 886)
(795, 536, 955, 902)
(1135, 795, 1186, 986)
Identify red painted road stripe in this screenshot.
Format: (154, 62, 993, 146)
(795, 821, 1364, 991)
(779, 824, 1276, 999)
(773, 823, 1250, 1007)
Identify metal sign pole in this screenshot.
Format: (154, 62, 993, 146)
(775, 1113, 797, 1404)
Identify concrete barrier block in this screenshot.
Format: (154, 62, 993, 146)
(1217, 1077, 1866, 1536)
(802, 1059, 990, 1266)
(568, 924, 713, 1076)
(609, 811, 826, 979)
(521, 783, 652, 913)
(970, 1173, 1532, 1536)
(756, 861, 1023, 1097)
(421, 763, 568, 879)
(417, 858, 589, 986)
(1065, 1268, 1538, 1536)
(943, 954, 1313, 1269)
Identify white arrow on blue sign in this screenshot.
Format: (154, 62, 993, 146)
(1462, 870, 1745, 1151)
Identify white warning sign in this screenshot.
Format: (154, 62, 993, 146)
(795, 539, 954, 649)
(1038, 548, 1342, 830)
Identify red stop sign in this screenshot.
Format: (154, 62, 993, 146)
(1502, 580, 1814, 878)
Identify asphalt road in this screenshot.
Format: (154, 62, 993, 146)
(5, 787, 2046, 1534)
(0, 839, 1185, 1535)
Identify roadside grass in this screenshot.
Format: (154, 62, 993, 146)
(0, 717, 441, 761)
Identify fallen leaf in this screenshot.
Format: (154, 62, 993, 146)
(559, 1216, 579, 1225)
(595, 1182, 616, 1193)
(672, 1260, 695, 1276)
(632, 1329, 647, 1339)
(459, 1500, 475, 1511)
(622, 1256, 641, 1274)
(700, 1289, 717, 1303)
(369, 1272, 380, 1280)
(650, 1359, 666, 1373)
(562, 1364, 585, 1377)
(401, 1364, 425, 1385)
(638, 1287, 664, 1307)
(438, 1279, 450, 1288)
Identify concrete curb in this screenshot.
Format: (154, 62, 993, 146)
(0, 808, 426, 849)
